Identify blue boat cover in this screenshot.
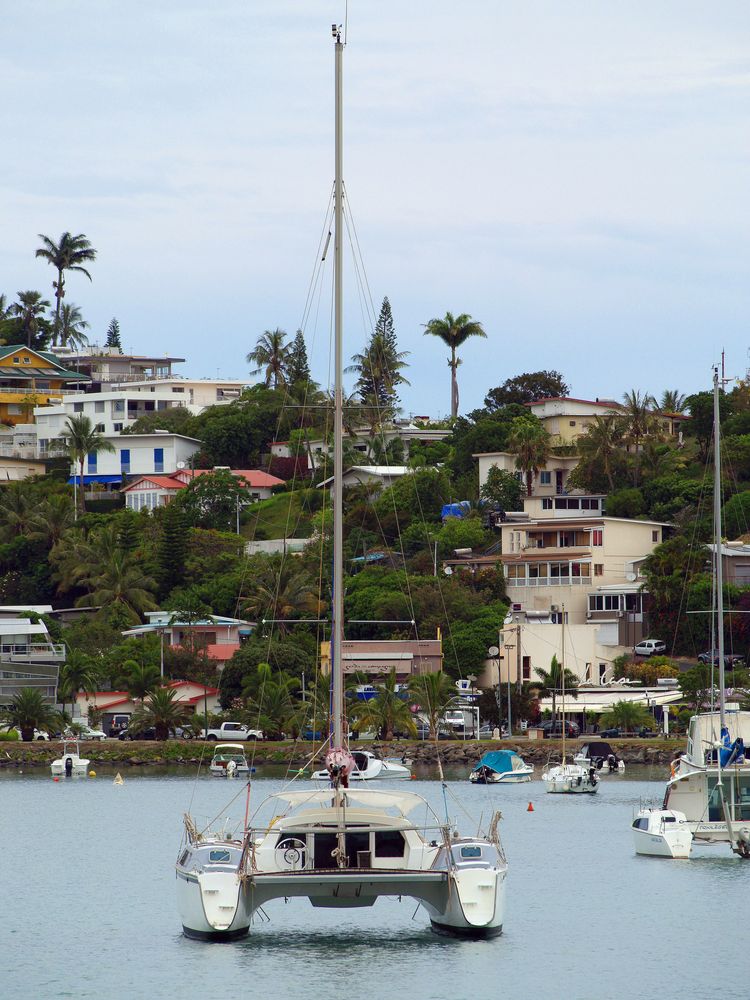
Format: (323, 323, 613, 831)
(471, 750, 520, 775)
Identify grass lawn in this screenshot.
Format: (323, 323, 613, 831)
(242, 489, 318, 541)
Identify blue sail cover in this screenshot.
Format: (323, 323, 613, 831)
(471, 750, 520, 775)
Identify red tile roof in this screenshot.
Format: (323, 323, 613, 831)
(122, 469, 284, 493)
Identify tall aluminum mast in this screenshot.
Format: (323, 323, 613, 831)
(332, 24, 345, 747)
(712, 366, 726, 729)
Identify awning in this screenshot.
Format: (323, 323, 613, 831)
(67, 474, 122, 485)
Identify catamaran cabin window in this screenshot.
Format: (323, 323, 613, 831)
(460, 846, 482, 859)
(374, 831, 405, 858)
(208, 850, 232, 863)
(179, 850, 190, 866)
(633, 818, 649, 830)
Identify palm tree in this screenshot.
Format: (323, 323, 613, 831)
(349, 668, 417, 740)
(123, 660, 162, 703)
(35, 232, 97, 345)
(347, 332, 410, 410)
(0, 483, 36, 540)
(241, 556, 319, 633)
(247, 328, 291, 389)
(598, 700, 654, 734)
(507, 418, 551, 496)
(77, 550, 157, 622)
(242, 662, 300, 739)
(532, 655, 578, 724)
(422, 311, 486, 419)
(28, 494, 75, 546)
(659, 390, 687, 414)
(58, 303, 89, 349)
(620, 390, 658, 487)
(129, 686, 191, 740)
(55, 414, 116, 514)
(58, 651, 100, 718)
(408, 671, 456, 739)
(1, 688, 58, 742)
(573, 415, 624, 492)
(8, 290, 52, 349)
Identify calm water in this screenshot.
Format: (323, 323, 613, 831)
(1, 766, 747, 1000)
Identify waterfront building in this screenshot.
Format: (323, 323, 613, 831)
(319, 638, 443, 679)
(75, 680, 221, 734)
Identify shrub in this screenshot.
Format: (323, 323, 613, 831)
(0, 729, 20, 741)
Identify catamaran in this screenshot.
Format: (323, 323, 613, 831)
(175, 25, 508, 939)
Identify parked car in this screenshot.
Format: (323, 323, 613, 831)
(697, 650, 745, 666)
(119, 724, 157, 741)
(599, 727, 621, 738)
(1, 726, 49, 741)
(634, 639, 667, 657)
(172, 725, 195, 739)
(541, 720, 580, 738)
(636, 726, 657, 738)
(67, 725, 107, 741)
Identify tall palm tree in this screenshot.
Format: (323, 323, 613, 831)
(77, 550, 157, 622)
(620, 389, 658, 487)
(574, 415, 624, 492)
(35, 232, 97, 346)
(129, 686, 191, 740)
(659, 390, 687, 414)
(408, 671, 456, 739)
(58, 303, 89, 349)
(507, 418, 551, 495)
(58, 651, 100, 718)
(349, 668, 417, 740)
(532, 655, 578, 724)
(55, 414, 116, 514)
(9, 291, 52, 349)
(246, 328, 291, 389)
(242, 662, 300, 739)
(123, 660, 162, 703)
(1, 688, 58, 742)
(0, 483, 36, 540)
(422, 311, 486, 419)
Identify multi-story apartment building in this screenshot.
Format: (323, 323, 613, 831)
(0, 607, 65, 706)
(522, 396, 688, 446)
(34, 388, 189, 447)
(68, 432, 202, 491)
(0, 345, 87, 425)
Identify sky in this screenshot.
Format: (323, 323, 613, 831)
(2, 1, 749, 417)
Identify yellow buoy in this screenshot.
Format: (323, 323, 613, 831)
(88, 770, 96, 777)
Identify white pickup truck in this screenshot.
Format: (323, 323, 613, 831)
(199, 722, 264, 741)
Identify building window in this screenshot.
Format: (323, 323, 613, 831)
(154, 448, 164, 473)
(23, 357, 31, 364)
(585, 662, 591, 682)
(540, 471, 551, 485)
(542, 498, 553, 510)
(599, 663, 607, 682)
(12, 357, 20, 364)
(522, 656, 530, 680)
(95, 401, 105, 413)
(559, 530, 576, 547)
(113, 399, 125, 413)
(652, 530, 659, 542)
(87, 452, 97, 473)
(95, 423, 105, 432)
(594, 564, 604, 576)
(73, 402, 84, 413)
(569, 420, 576, 426)
(592, 529, 603, 546)
(113, 422, 123, 432)
(120, 449, 130, 474)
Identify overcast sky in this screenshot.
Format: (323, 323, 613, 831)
(2, 1, 749, 416)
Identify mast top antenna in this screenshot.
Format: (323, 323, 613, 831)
(332, 23, 341, 41)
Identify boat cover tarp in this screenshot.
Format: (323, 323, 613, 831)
(471, 750, 520, 775)
(579, 741, 617, 760)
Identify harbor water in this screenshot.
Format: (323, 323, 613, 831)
(1, 767, 747, 1000)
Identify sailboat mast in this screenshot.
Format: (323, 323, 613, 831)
(560, 604, 566, 763)
(332, 26, 345, 747)
(712, 367, 726, 729)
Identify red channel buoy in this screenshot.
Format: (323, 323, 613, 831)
(527, 801, 534, 812)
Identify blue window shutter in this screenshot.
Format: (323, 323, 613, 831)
(154, 448, 164, 473)
(87, 452, 97, 472)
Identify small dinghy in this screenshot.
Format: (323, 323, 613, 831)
(469, 750, 533, 784)
(209, 744, 250, 777)
(632, 808, 692, 858)
(312, 749, 411, 782)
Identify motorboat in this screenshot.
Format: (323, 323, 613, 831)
(632, 807, 692, 858)
(470, 750, 533, 784)
(574, 741, 624, 774)
(209, 744, 250, 778)
(542, 761, 599, 794)
(50, 739, 90, 776)
(176, 787, 507, 940)
(175, 25, 508, 941)
(312, 749, 411, 782)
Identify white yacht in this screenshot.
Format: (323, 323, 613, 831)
(50, 739, 90, 776)
(469, 750, 533, 784)
(175, 25, 508, 940)
(312, 749, 411, 781)
(632, 807, 692, 858)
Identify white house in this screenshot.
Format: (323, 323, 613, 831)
(317, 465, 412, 491)
(34, 388, 189, 446)
(306, 422, 450, 471)
(122, 468, 284, 512)
(122, 377, 248, 409)
(68, 432, 202, 490)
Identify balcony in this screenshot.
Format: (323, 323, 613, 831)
(0, 643, 67, 663)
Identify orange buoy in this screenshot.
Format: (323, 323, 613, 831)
(410, 774, 417, 780)
(53, 777, 59, 782)
(527, 801, 534, 812)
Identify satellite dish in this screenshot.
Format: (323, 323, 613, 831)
(488, 645, 500, 657)
(443, 566, 453, 575)
(177, 461, 186, 470)
(626, 573, 636, 582)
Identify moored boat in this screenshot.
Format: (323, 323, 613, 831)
(470, 750, 533, 784)
(50, 738, 90, 776)
(209, 743, 250, 777)
(632, 807, 692, 858)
